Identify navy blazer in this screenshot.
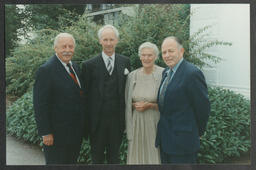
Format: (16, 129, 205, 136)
(156, 59, 210, 155)
(33, 55, 85, 146)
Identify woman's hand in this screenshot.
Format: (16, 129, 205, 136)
(133, 101, 157, 112)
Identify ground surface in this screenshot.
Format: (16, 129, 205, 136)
(6, 135, 44, 165)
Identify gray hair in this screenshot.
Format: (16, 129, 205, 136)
(54, 33, 76, 48)
(97, 24, 119, 40)
(138, 42, 159, 58)
(162, 36, 183, 49)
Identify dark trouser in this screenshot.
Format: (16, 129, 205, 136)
(90, 116, 122, 164)
(43, 143, 81, 164)
(160, 147, 197, 164)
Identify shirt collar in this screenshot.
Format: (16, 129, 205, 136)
(172, 58, 183, 73)
(102, 51, 115, 62)
(168, 57, 183, 74)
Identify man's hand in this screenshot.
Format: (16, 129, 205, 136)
(43, 134, 54, 146)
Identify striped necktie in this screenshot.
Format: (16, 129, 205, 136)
(107, 57, 113, 75)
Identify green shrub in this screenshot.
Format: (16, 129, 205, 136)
(6, 87, 251, 164)
(5, 29, 59, 97)
(198, 87, 251, 163)
(6, 4, 231, 97)
(6, 90, 41, 145)
(77, 138, 91, 164)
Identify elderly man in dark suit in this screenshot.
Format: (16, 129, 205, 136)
(81, 25, 130, 164)
(156, 36, 210, 164)
(33, 33, 86, 164)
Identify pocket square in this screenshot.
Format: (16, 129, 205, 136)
(124, 68, 130, 75)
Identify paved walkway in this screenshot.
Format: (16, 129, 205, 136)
(6, 135, 45, 165)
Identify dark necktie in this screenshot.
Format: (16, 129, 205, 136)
(66, 63, 79, 86)
(159, 69, 173, 109)
(107, 57, 113, 75)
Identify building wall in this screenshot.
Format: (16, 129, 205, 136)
(190, 4, 250, 98)
(86, 4, 137, 25)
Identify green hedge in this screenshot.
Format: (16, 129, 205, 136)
(198, 87, 251, 163)
(6, 91, 41, 145)
(6, 86, 250, 164)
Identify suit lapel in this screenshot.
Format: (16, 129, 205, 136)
(167, 59, 185, 89)
(71, 63, 82, 89)
(158, 69, 168, 95)
(157, 68, 168, 112)
(54, 55, 80, 89)
(115, 54, 124, 95)
(97, 55, 105, 97)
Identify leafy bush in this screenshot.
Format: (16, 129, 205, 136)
(5, 30, 56, 97)
(198, 87, 251, 163)
(6, 87, 251, 164)
(6, 4, 231, 97)
(6, 90, 41, 145)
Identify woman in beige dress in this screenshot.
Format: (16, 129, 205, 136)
(125, 42, 164, 164)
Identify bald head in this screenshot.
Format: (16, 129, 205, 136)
(162, 36, 183, 50)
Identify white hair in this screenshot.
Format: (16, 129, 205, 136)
(97, 24, 119, 40)
(138, 42, 159, 58)
(54, 33, 76, 48)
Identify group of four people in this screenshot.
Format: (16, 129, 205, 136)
(33, 24, 210, 165)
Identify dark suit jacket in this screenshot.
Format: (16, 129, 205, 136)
(33, 55, 85, 146)
(156, 59, 210, 155)
(81, 54, 130, 134)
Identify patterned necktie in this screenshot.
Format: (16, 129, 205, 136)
(107, 57, 113, 75)
(159, 69, 173, 109)
(66, 63, 79, 86)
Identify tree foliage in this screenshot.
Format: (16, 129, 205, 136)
(5, 4, 87, 58)
(117, 4, 190, 70)
(5, 5, 27, 57)
(6, 4, 231, 97)
(23, 4, 86, 30)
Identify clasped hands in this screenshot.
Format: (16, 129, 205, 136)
(133, 101, 156, 112)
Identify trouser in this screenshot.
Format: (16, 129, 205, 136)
(160, 147, 197, 164)
(90, 116, 122, 164)
(43, 143, 81, 164)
